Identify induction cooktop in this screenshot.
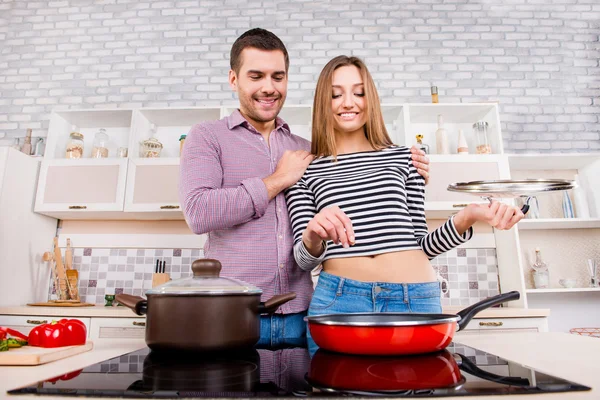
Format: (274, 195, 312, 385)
(8, 341, 590, 398)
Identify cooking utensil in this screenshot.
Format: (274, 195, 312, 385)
(306, 348, 530, 395)
(64, 238, 79, 301)
(116, 259, 296, 352)
(53, 237, 68, 300)
(447, 179, 576, 214)
(306, 291, 519, 355)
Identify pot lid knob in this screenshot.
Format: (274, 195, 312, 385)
(191, 259, 222, 278)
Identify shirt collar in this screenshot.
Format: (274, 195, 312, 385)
(227, 109, 290, 134)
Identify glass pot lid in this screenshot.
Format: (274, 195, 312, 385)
(146, 259, 262, 295)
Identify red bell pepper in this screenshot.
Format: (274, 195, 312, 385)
(0, 327, 28, 341)
(28, 319, 86, 348)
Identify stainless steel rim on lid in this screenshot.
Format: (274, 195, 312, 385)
(306, 313, 460, 327)
(447, 179, 575, 198)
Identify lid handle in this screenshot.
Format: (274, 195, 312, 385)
(191, 259, 222, 278)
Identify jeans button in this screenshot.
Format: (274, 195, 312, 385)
(374, 286, 382, 294)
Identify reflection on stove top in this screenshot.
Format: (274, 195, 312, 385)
(8, 342, 590, 398)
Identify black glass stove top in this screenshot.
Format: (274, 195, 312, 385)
(9, 342, 589, 398)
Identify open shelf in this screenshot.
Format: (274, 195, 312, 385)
(526, 288, 600, 294)
(519, 218, 600, 230)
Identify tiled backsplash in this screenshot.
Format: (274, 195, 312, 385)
(431, 248, 500, 307)
(51, 248, 499, 307)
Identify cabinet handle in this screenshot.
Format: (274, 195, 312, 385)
(160, 205, 180, 210)
(452, 204, 468, 208)
(27, 319, 48, 325)
(68, 205, 87, 210)
(479, 321, 503, 327)
(132, 321, 146, 327)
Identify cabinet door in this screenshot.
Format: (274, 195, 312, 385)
(425, 155, 510, 218)
(35, 159, 127, 218)
(123, 158, 182, 218)
(0, 315, 91, 337)
(455, 317, 548, 336)
(88, 317, 146, 341)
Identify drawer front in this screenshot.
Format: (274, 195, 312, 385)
(89, 317, 147, 340)
(0, 315, 92, 337)
(458, 317, 548, 334)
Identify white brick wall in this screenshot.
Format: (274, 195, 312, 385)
(0, 0, 598, 152)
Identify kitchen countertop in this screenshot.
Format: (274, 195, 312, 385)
(0, 305, 550, 318)
(0, 332, 597, 399)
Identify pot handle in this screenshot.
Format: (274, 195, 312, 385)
(456, 291, 520, 331)
(115, 294, 148, 316)
(456, 354, 531, 386)
(257, 293, 296, 315)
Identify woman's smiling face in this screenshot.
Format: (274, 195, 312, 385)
(331, 65, 368, 136)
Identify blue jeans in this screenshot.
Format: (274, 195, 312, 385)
(257, 312, 307, 348)
(307, 271, 442, 354)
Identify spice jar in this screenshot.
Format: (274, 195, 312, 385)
(66, 132, 84, 159)
(473, 121, 492, 154)
(179, 134, 186, 156)
(91, 128, 109, 158)
(140, 138, 163, 158)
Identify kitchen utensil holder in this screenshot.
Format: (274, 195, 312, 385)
(152, 273, 170, 288)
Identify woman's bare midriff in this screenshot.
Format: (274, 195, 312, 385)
(321, 249, 437, 283)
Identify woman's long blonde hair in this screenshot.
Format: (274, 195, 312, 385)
(311, 55, 393, 158)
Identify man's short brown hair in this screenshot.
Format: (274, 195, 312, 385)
(230, 28, 289, 73)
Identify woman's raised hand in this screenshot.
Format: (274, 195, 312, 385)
(302, 206, 355, 253)
(455, 201, 525, 233)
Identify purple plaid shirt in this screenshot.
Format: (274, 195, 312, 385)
(179, 110, 313, 314)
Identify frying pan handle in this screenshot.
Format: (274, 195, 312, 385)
(257, 293, 296, 314)
(456, 291, 520, 331)
(456, 354, 531, 386)
(115, 294, 148, 316)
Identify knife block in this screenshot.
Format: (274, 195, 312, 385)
(152, 273, 170, 288)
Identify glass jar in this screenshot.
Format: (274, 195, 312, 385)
(473, 121, 491, 154)
(140, 138, 163, 158)
(66, 132, 84, 159)
(91, 128, 109, 158)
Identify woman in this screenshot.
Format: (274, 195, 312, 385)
(285, 56, 524, 317)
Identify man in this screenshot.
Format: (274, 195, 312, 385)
(179, 28, 430, 346)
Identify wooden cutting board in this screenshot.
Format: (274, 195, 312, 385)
(0, 342, 93, 366)
(27, 302, 95, 307)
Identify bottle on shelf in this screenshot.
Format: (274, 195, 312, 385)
(21, 129, 32, 155)
(415, 134, 429, 154)
(531, 248, 549, 289)
(430, 86, 439, 103)
(457, 129, 469, 154)
(435, 114, 450, 155)
(473, 121, 492, 154)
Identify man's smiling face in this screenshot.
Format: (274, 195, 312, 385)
(229, 47, 288, 126)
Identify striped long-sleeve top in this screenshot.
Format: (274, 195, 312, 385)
(284, 146, 473, 271)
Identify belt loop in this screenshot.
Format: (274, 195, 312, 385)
(336, 277, 345, 296)
(403, 283, 409, 303)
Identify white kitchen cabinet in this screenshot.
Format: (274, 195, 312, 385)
(34, 158, 128, 219)
(123, 158, 182, 219)
(131, 107, 221, 159)
(88, 317, 146, 341)
(0, 148, 58, 307)
(0, 315, 91, 337)
(456, 316, 548, 336)
(401, 103, 504, 155)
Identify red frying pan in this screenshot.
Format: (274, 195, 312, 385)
(306, 291, 520, 356)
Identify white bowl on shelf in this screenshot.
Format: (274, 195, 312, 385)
(558, 278, 577, 288)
